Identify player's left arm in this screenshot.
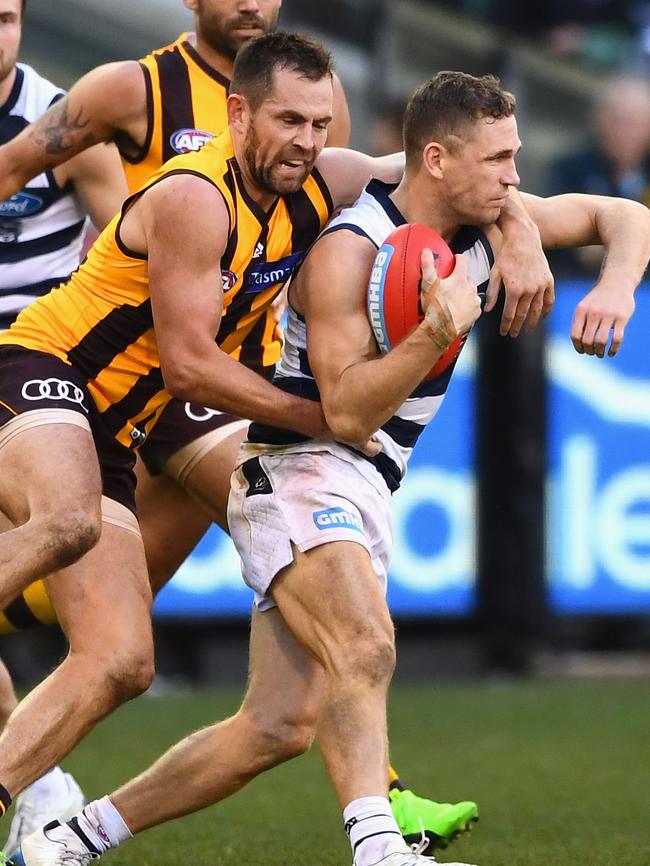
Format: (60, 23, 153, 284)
(486, 187, 555, 338)
(326, 73, 351, 147)
(57, 141, 129, 231)
(522, 191, 650, 357)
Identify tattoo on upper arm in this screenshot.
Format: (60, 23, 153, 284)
(30, 98, 97, 157)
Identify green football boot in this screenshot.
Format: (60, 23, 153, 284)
(389, 788, 479, 854)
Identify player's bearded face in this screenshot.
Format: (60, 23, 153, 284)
(196, 0, 280, 59)
(242, 118, 316, 196)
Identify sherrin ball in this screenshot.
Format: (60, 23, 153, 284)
(367, 223, 463, 380)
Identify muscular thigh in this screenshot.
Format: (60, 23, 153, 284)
(273, 541, 394, 667)
(180, 427, 247, 528)
(135, 458, 212, 596)
(0, 422, 101, 525)
(134, 425, 246, 596)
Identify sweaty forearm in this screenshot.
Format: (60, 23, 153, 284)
(595, 200, 650, 292)
(163, 347, 326, 439)
(323, 323, 447, 443)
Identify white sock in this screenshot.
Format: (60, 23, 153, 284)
(22, 766, 68, 798)
(344, 796, 408, 866)
(71, 797, 132, 854)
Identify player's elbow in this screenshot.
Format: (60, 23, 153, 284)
(0, 154, 29, 201)
(325, 405, 373, 446)
(629, 200, 650, 237)
(160, 354, 203, 402)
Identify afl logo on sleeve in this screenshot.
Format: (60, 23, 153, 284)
(169, 128, 214, 154)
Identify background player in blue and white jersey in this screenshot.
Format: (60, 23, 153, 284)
(0, 1, 127, 325)
(23, 70, 650, 866)
(0, 0, 128, 848)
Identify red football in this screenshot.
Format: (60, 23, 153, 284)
(367, 223, 463, 380)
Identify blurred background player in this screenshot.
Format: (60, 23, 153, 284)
(546, 74, 650, 275)
(0, 0, 128, 849)
(0, 0, 479, 854)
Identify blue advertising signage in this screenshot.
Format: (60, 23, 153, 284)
(153, 281, 650, 619)
(547, 282, 650, 613)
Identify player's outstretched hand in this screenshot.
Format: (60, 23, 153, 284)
(571, 283, 635, 358)
(486, 224, 555, 337)
(420, 250, 481, 346)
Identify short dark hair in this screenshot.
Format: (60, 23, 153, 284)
(230, 32, 333, 111)
(21, 0, 26, 13)
(403, 71, 516, 167)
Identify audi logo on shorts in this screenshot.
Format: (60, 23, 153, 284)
(184, 403, 222, 423)
(21, 378, 89, 413)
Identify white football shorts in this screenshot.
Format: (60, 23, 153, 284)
(228, 441, 394, 611)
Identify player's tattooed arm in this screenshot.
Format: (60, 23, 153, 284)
(30, 96, 97, 157)
(0, 60, 145, 203)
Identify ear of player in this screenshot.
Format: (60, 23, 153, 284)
(367, 223, 481, 379)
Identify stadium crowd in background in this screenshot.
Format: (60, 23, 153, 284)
(546, 75, 650, 275)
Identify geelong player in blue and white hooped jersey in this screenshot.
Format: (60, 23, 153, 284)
(228, 70, 650, 866)
(0, 0, 127, 851)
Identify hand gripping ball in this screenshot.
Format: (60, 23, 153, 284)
(367, 223, 463, 380)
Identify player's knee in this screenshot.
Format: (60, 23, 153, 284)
(38, 507, 101, 567)
(103, 645, 155, 703)
(245, 706, 317, 763)
(340, 621, 396, 686)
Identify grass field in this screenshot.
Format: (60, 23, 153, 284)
(36, 680, 650, 866)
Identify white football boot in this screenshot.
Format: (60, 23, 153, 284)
(369, 851, 478, 866)
(18, 819, 100, 866)
(5, 771, 85, 857)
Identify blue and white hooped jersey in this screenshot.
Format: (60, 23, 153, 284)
(0, 64, 87, 329)
(248, 179, 494, 493)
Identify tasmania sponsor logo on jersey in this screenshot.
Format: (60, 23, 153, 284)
(169, 128, 214, 154)
(312, 507, 363, 533)
(0, 192, 43, 217)
(245, 252, 302, 294)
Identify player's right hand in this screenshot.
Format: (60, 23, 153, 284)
(420, 251, 482, 345)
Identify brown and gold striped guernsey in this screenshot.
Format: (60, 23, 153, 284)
(121, 34, 230, 193)
(0, 132, 334, 450)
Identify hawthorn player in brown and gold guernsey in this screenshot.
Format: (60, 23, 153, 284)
(0, 32, 434, 835)
(122, 34, 230, 191)
(0, 10, 486, 847)
(0, 132, 333, 449)
(122, 29, 350, 193)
